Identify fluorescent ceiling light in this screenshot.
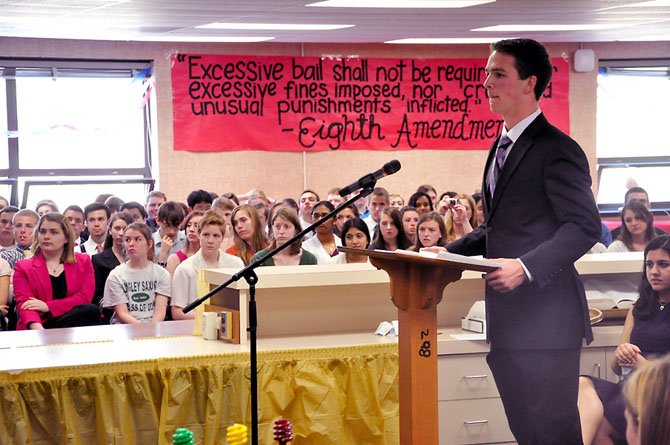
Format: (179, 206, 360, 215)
(472, 23, 632, 32)
(626, 0, 670, 6)
(307, 0, 495, 8)
(137, 36, 275, 42)
(386, 37, 508, 44)
(197, 22, 354, 30)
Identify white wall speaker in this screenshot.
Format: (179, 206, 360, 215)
(574, 49, 595, 72)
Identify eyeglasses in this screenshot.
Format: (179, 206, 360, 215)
(312, 212, 330, 219)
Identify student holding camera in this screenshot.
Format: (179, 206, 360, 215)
(444, 193, 478, 243)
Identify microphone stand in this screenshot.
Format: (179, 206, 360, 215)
(183, 184, 376, 445)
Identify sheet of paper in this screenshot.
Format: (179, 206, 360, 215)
(449, 333, 487, 341)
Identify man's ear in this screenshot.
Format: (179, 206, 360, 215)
(524, 75, 537, 95)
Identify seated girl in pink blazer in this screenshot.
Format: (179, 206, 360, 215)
(13, 213, 100, 330)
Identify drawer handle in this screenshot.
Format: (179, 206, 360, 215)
(464, 420, 489, 425)
(463, 374, 488, 380)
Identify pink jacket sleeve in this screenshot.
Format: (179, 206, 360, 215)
(12, 259, 42, 329)
(46, 254, 95, 317)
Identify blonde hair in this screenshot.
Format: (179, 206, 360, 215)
(198, 210, 226, 236)
(32, 213, 76, 264)
(624, 356, 670, 445)
(444, 193, 478, 243)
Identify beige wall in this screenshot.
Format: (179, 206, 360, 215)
(1, 37, 668, 204)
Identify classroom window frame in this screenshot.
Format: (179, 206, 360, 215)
(596, 58, 670, 215)
(0, 58, 155, 207)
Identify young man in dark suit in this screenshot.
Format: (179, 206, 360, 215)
(447, 39, 601, 445)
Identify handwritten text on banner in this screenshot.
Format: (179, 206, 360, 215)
(171, 54, 569, 152)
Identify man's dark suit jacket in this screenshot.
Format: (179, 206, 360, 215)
(448, 113, 601, 350)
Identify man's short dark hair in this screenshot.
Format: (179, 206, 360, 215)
(300, 189, 320, 201)
(84, 202, 111, 219)
(145, 190, 166, 204)
(371, 187, 389, 202)
(187, 189, 213, 209)
(157, 201, 186, 227)
(120, 201, 148, 219)
(491, 38, 552, 101)
(625, 187, 649, 203)
(63, 205, 84, 215)
(0, 205, 19, 215)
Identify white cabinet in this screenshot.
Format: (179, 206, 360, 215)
(438, 353, 514, 445)
(580, 346, 620, 383)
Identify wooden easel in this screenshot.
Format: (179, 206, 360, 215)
(339, 248, 497, 444)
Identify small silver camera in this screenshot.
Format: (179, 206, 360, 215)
(447, 198, 459, 207)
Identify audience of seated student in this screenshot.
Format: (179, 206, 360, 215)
(0, 257, 10, 329)
(472, 193, 485, 227)
(220, 192, 239, 206)
(623, 355, 670, 445)
(14, 213, 101, 330)
(354, 194, 370, 221)
(411, 211, 448, 250)
(578, 235, 670, 445)
(326, 187, 345, 208)
(246, 189, 270, 207)
(365, 187, 389, 234)
(303, 201, 341, 264)
(166, 211, 203, 277)
(607, 201, 656, 253)
(103, 222, 170, 324)
(599, 222, 613, 248)
(253, 203, 270, 235)
(153, 201, 186, 267)
(0, 206, 19, 250)
(407, 191, 433, 215)
(417, 184, 438, 209)
(211, 197, 236, 252)
(251, 207, 317, 266)
(445, 194, 478, 243)
(104, 196, 124, 216)
(369, 207, 410, 251)
(334, 204, 359, 238)
(0, 196, 8, 208)
(1, 209, 39, 269)
(120, 201, 148, 223)
(91, 212, 134, 322)
(63, 205, 86, 250)
(171, 211, 244, 320)
(95, 193, 113, 204)
(80, 203, 110, 256)
(389, 194, 404, 210)
(35, 199, 59, 217)
(145, 190, 166, 232)
(298, 189, 319, 231)
(331, 217, 371, 264)
(610, 187, 667, 241)
(227, 204, 267, 265)
(186, 189, 213, 213)
(436, 191, 458, 217)
(401, 206, 420, 246)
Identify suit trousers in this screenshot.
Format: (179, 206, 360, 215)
(487, 347, 583, 445)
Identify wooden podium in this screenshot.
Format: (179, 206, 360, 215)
(339, 248, 498, 445)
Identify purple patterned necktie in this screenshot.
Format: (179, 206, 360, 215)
(489, 134, 512, 197)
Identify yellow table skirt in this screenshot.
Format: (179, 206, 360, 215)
(0, 343, 399, 445)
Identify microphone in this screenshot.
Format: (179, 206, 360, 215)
(339, 160, 401, 197)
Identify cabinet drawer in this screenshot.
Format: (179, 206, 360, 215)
(439, 398, 514, 445)
(439, 354, 499, 401)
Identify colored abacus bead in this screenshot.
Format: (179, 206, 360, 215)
(226, 423, 248, 445)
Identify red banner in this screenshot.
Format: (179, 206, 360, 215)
(171, 54, 569, 152)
